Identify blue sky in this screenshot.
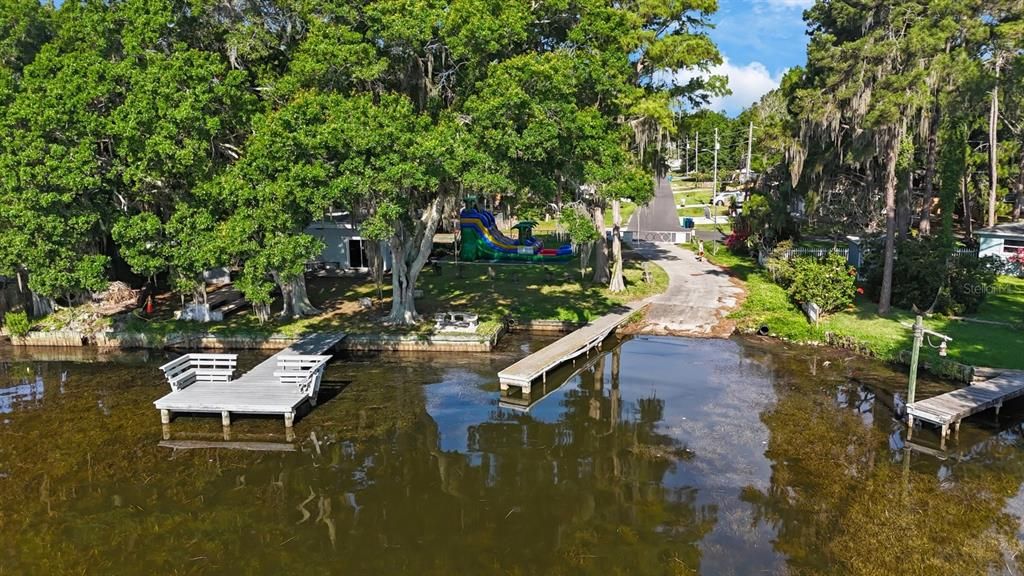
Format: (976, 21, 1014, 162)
(681, 0, 812, 116)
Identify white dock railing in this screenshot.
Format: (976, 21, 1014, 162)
(159, 354, 238, 392)
(273, 355, 332, 405)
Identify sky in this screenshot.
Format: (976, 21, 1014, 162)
(681, 0, 813, 117)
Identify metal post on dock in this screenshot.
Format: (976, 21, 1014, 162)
(907, 315, 924, 406)
(903, 315, 952, 422)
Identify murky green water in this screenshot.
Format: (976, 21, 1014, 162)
(2, 335, 1023, 575)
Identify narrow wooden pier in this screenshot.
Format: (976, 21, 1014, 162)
(154, 332, 345, 430)
(907, 368, 1024, 449)
(498, 308, 637, 399)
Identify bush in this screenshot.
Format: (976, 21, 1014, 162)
(724, 231, 751, 255)
(764, 240, 795, 286)
(787, 253, 856, 314)
(947, 254, 1002, 314)
(862, 236, 1000, 315)
(3, 310, 32, 338)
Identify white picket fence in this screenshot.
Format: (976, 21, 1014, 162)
(758, 245, 979, 270)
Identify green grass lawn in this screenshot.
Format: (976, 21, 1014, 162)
(603, 201, 637, 228)
(104, 248, 668, 340)
(678, 205, 728, 218)
(531, 202, 637, 231)
(693, 242, 1024, 370)
(673, 187, 713, 206)
(972, 276, 1024, 323)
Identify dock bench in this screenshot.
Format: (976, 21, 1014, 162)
(159, 354, 238, 392)
(153, 333, 345, 431)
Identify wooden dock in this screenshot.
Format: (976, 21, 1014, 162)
(499, 344, 606, 411)
(907, 369, 1024, 449)
(154, 332, 345, 430)
(498, 308, 637, 399)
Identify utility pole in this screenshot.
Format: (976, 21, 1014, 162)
(713, 128, 720, 227)
(694, 132, 699, 173)
(713, 128, 719, 196)
(745, 121, 753, 181)
(684, 137, 690, 174)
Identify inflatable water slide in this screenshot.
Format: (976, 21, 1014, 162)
(459, 208, 573, 262)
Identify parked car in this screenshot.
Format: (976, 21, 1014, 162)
(712, 191, 744, 206)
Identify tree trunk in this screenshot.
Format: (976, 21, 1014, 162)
(386, 195, 449, 324)
(288, 275, 319, 317)
(897, 172, 910, 240)
(609, 199, 625, 293)
(276, 272, 294, 319)
(365, 239, 385, 301)
(30, 292, 54, 316)
(879, 129, 902, 316)
(1014, 148, 1024, 221)
(988, 81, 999, 228)
(188, 284, 212, 321)
(592, 205, 609, 284)
(579, 242, 593, 282)
(253, 302, 271, 323)
(273, 272, 319, 319)
(920, 111, 939, 235)
(962, 172, 973, 239)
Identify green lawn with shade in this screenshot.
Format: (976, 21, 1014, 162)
(692, 243, 1024, 371)
(100, 246, 669, 341)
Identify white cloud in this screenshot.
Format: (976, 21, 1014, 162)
(673, 57, 784, 116)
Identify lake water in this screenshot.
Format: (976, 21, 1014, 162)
(1, 335, 1023, 575)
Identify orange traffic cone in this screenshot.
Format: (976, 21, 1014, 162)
(145, 295, 154, 315)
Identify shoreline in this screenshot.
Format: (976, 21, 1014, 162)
(2, 319, 977, 384)
(0, 318, 588, 354)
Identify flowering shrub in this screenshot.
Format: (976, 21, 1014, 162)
(1008, 247, 1024, 277)
(724, 231, 751, 255)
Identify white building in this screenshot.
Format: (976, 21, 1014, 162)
(976, 222, 1024, 262)
(305, 214, 392, 272)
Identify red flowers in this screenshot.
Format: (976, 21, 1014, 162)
(856, 287, 865, 295)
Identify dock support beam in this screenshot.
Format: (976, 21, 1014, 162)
(221, 411, 231, 427)
(161, 409, 172, 424)
(284, 411, 295, 429)
(906, 415, 914, 440)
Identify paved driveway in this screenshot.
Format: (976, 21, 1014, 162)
(633, 241, 743, 336)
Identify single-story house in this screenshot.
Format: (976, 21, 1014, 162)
(976, 222, 1024, 262)
(305, 213, 392, 272)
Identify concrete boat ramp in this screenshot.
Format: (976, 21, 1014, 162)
(154, 332, 345, 431)
(498, 308, 638, 400)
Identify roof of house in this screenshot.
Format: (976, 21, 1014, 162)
(975, 222, 1024, 238)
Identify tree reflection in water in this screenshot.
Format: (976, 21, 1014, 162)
(739, 346, 1024, 575)
(2, 338, 1024, 575)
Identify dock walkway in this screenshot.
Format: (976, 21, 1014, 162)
(907, 368, 1024, 448)
(499, 309, 636, 399)
(154, 332, 345, 429)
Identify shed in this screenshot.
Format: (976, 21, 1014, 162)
(306, 215, 392, 272)
(976, 222, 1024, 261)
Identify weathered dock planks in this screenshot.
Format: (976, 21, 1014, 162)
(907, 370, 1024, 449)
(498, 308, 637, 399)
(154, 332, 345, 430)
